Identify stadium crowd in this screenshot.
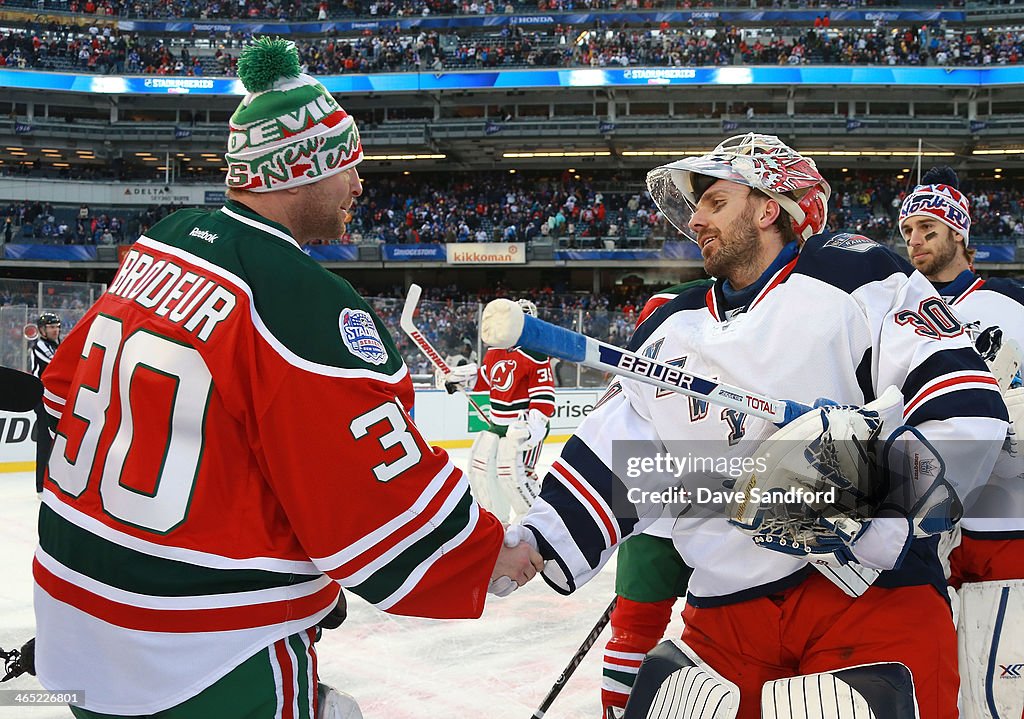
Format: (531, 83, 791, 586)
(6, 171, 1024, 248)
(0, 0, 930, 22)
(2, 201, 183, 244)
(367, 281, 653, 381)
(4, 20, 1024, 75)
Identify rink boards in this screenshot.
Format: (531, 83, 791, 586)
(0, 387, 603, 472)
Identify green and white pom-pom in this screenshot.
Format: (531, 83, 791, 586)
(236, 37, 301, 93)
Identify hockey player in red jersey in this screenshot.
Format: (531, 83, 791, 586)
(899, 166, 1024, 718)
(498, 134, 1009, 719)
(441, 299, 556, 521)
(33, 38, 541, 719)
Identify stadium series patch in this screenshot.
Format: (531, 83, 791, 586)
(823, 233, 878, 252)
(340, 308, 388, 365)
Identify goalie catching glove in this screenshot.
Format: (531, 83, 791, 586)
(506, 408, 549, 450)
(730, 385, 963, 573)
(435, 362, 478, 394)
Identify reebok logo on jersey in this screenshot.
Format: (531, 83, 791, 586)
(189, 228, 219, 243)
(340, 309, 388, 365)
(823, 233, 877, 253)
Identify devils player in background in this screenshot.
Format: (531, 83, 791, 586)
(899, 166, 1024, 719)
(440, 299, 556, 521)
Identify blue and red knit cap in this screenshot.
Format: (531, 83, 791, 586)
(898, 166, 971, 244)
(225, 37, 363, 192)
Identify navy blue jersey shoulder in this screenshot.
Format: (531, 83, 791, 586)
(628, 281, 711, 352)
(980, 276, 1024, 306)
(793, 232, 914, 295)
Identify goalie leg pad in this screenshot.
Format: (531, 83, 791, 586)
(496, 434, 537, 518)
(468, 431, 506, 518)
(761, 663, 918, 719)
(958, 578, 1024, 719)
(317, 683, 363, 719)
(622, 639, 740, 719)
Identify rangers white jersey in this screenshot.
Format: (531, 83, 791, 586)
(521, 234, 1009, 605)
(938, 269, 1024, 537)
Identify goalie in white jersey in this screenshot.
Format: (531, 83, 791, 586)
(900, 166, 1024, 719)
(500, 134, 1009, 719)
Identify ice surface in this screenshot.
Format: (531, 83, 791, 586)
(0, 444, 685, 718)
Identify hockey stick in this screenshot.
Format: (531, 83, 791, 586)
(400, 284, 490, 423)
(0, 638, 34, 682)
(480, 299, 808, 425)
(531, 597, 617, 719)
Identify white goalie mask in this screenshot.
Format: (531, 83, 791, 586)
(646, 133, 831, 243)
(516, 299, 538, 318)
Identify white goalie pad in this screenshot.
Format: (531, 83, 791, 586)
(970, 389, 1024, 534)
(468, 430, 505, 517)
(496, 434, 538, 520)
(1006, 387, 1024, 439)
(623, 640, 740, 719)
(761, 663, 919, 719)
(958, 579, 1024, 719)
(318, 683, 363, 719)
(989, 388, 1024, 484)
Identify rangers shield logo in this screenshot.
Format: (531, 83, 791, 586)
(823, 233, 878, 253)
(340, 308, 388, 365)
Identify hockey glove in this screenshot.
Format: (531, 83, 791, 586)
(524, 408, 549, 449)
(507, 409, 549, 450)
(435, 362, 478, 394)
(318, 591, 348, 631)
(975, 325, 1023, 392)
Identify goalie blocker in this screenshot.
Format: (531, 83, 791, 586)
(623, 640, 918, 719)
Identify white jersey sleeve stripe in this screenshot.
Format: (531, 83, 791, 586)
(551, 460, 619, 547)
(334, 471, 470, 585)
(42, 492, 320, 574)
(903, 371, 1000, 419)
(35, 547, 334, 611)
(375, 501, 481, 611)
(312, 462, 457, 570)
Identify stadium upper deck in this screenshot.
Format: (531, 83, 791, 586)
(3, 0, 1024, 238)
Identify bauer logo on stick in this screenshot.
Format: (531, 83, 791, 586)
(340, 308, 388, 365)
